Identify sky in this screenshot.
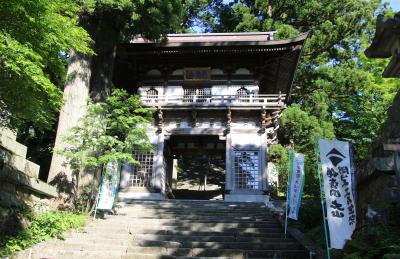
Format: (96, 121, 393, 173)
(387, 0, 400, 11)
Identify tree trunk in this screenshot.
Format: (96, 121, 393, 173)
(89, 12, 119, 103)
(48, 49, 92, 188)
(48, 12, 120, 198)
(79, 12, 120, 194)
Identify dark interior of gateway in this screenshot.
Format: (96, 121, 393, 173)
(164, 135, 226, 200)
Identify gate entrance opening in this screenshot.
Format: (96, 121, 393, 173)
(164, 135, 226, 200)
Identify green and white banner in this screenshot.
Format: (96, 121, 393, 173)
(97, 160, 121, 210)
(318, 138, 356, 249)
(287, 152, 305, 220)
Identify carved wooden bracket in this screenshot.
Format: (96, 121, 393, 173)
(226, 108, 232, 134)
(156, 108, 163, 133)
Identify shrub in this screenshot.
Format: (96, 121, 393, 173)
(0, 211, 87, 257)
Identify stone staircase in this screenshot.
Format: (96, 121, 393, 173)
(19, 200, 310, 259)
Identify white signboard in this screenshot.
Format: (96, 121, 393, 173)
(97, 160, 120, 210)
(318, 139, 356, 249)
(288, 152, 305, 220)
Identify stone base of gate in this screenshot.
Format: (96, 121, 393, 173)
(117, 187, 164, 201)
(225, 194, 269, 203)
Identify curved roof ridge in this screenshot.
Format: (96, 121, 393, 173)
(131, 32, 308, 46)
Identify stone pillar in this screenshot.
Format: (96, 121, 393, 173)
(48, 51, 91, 184)
(153, 132, 165, 196)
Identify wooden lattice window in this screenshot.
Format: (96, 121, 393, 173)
(128, 151, 154, 187)
(234, 150, 259, 190)
(183, 88, 211, 103)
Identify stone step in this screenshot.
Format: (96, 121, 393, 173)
(98, 218, 279, 224)
(17, 200, 308, 259)
(125, 247, 308, 258)
(86, 221, 281, 229)
(114, 215, 275, 221)
(54, 242, 302, 254)
(123, 255, 284, 259)
(122, 200, 265, 206)
(119, 206, 270, 211)
(130, 234, 295, 243)
(67, 231, 288, 240)
(132, 230, 286, 238)
(127, 240, 302, 250)
(119, 204, 269, 210)
(25, 249, 125, 259)
(113, 213, 275, 219)
(120, 204, 267, 210)
(117, 211, 273, 217)
(85, 226, 283, 234)
(64, 235, 296, 245)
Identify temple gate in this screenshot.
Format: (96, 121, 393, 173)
(114, 32, 307, 202)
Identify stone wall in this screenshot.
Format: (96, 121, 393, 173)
(0, 128, 57, 238)
(357, 91, 400, 226)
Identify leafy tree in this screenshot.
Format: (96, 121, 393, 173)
(56, 88, 154, 211)
(188, 1, 400, 200)
(269, 103, 335, 198)
(48, 0, 183, 183)
(72, 0, 183, 102)
(0, 0, 91, 131)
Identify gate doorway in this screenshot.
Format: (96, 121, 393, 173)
(164, 135, 226, 200)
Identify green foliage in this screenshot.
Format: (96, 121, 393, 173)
(275, 104, 335, 198)
(78, 0, 182, 41)
(183, 1, 400, 201)
(340, 204, 400, 259)
(58, 88, 154, 172)
(0, 0, 92, 131)
(0, 211, 87, 257)
(57, 88, 154, 210)
(268, 102, 335, 198)
(268, 144, 288, 195)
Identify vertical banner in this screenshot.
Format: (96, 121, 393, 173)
(97, 160, 121, 210)
(318, 139, 356, 249)
(287, 152, 305, 220)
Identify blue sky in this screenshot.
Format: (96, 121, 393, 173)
(386, 0, 400, 11)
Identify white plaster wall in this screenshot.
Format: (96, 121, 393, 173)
(147, 132, 158, 145)
(232, 121, 258, 129)
(165, 86, 183, 96)
(211, 85, 228, 95)
(231, 133, 262, 148)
